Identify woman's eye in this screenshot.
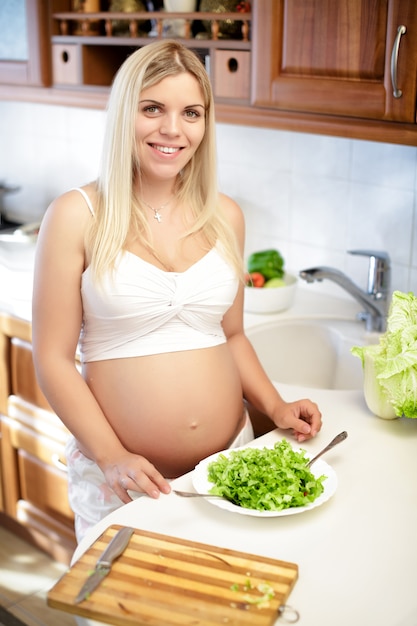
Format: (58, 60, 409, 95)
(144, 105, 160, 114)
(185, 109, 200, 118)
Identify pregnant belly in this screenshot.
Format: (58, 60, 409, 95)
(83, 345, 244, 477)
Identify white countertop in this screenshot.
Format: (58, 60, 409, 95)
(5, 241, 415, 624)
(70, 385, 417, 626)
(0, 239, 36, 321)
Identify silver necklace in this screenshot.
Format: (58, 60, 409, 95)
(143, 198, 171, 223)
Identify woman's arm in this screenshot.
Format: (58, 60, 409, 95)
(32, 190, 170, 501)
(220, 194, 322, 441)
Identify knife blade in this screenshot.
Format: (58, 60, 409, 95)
(75, 526, 135, 604)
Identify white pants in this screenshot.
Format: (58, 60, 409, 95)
(66, 414, 254, 544)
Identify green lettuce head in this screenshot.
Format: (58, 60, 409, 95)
(351, 291, 417, 418)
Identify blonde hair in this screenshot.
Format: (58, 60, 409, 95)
(87, 39, 243, 281)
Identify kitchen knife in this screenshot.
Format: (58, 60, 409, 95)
(75, 526, 135, 604)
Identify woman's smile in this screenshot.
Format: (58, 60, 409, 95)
(150, 144, 182, 155)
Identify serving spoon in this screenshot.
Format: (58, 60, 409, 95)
(173, 431, 348, 499)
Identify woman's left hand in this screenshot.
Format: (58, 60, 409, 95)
(273, 399, 322, 442)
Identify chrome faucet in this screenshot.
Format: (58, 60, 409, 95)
(299, 250, 391, 332)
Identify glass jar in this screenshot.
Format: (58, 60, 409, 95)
(199, 0, 242, 39)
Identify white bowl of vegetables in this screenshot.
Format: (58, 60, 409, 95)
(244, 248, 297, 314)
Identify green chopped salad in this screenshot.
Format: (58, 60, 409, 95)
(207, 439, 326, 511)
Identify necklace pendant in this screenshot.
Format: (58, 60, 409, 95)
(143, 198, 170, 223)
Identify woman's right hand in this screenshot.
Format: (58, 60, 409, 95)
(101, 451, 172, 504)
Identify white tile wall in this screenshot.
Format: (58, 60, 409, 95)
(0, 101, 416, 301)
(216, 123, 417, 298)
(0, 102, 106, 222)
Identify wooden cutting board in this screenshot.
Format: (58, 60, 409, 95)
(48, 525, 298, 626)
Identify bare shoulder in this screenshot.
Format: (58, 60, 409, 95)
(218, 192, 244, 227)
(46, 183, 97, 220)
(39, 183, 97, 245)
(218, 192, 245, 246)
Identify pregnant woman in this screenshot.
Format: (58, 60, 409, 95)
(32, 40, 322, 542)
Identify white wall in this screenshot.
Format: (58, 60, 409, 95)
(0, 101, 416, 300)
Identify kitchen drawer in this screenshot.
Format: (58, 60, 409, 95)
(4, 416, 73, 520)
(5, 414, 67, 468)
(8, 395, 69, 445)
(11, 338, 51, 411)
(212, 49, 250, 100)
(17, 448, 73, 522)
(52, 43, 82, 86)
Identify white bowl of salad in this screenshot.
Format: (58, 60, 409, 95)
(244, 272, 297, 314)
(244, 248, 297, 314)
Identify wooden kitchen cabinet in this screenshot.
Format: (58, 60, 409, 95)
(1, 1, 417, 145)
(0, 0, 51, 86)
(0, 314, 76, 564)
(251, 0, 417, 124)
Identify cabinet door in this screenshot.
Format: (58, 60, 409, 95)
(0, 0, 50, 86)
(252, 0, 417, 122)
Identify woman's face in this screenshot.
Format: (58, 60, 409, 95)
(135, 72, 206, 183)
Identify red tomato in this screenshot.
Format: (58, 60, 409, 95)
(246, 272, 265, 288)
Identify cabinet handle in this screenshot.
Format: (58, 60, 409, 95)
(52, 453, 68, 472)
(391, 25, 406, 98)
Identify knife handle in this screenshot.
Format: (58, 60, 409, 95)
(97, 527, 135, 568)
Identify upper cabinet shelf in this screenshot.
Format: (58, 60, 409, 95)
(49, 7, 252, 103)
(52, 10, 251, 44)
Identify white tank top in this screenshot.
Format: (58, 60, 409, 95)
(72, 188, 239, 363)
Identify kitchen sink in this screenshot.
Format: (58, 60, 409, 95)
(246, 317, 380, 390)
